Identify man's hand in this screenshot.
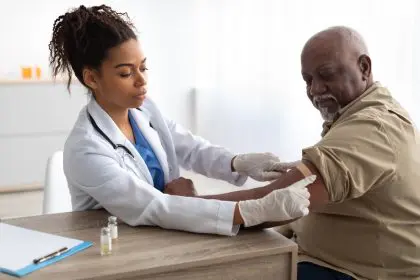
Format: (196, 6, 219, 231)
(232, 153, 299, 181)
(164, 177, 197, 197)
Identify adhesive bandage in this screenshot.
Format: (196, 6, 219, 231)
(296, 162, 313, 178)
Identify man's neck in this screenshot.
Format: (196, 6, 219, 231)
(365, 78, 374, 91)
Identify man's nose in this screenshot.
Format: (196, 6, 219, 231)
(309, 79, 327, 96)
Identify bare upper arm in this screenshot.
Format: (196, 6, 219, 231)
(301, 159, 330, 210)
(263, 160, 330, 210)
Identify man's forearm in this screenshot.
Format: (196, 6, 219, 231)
(199, 163, 307, 202)
(243, 219, 298, 230)
(199, 160, 328, 208)
(198, 186, 270, 201)
(199, 160, 328, 229)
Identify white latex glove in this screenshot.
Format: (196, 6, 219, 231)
(232, 153, 299, 181)
(238, 175, 316, 227)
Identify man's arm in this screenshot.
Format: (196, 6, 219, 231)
(199, 160, 330, 228)
(200, 160, 328, 206)
(264, 160, 330, 210)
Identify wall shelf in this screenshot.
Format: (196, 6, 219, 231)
(0, 78, 79, 85)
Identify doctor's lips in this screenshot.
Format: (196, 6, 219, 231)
(133, 89, 147, 100)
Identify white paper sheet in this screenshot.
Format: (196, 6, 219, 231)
(0, 223, 84, 271)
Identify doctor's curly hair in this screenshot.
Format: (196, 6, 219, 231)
(48, 5, 137, 91)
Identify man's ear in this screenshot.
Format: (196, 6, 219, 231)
(82, 68, 99, 90)
(358, 54, 372, 81)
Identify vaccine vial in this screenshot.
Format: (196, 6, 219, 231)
(100, 227, 112, 256)
(108, 216, 118, 241)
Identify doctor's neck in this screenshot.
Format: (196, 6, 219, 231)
(95, 97, 132, 130)
(108, 109, 131, 130)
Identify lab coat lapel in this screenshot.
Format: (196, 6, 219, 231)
(130, 107, 170, 183)
(87, 98, 152, 183)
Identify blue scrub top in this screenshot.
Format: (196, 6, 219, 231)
(128, 111, 165, 192)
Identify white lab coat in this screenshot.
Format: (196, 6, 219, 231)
(63, 97, 248, 236)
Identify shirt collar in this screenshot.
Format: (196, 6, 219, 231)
(320, 82, 381, 136)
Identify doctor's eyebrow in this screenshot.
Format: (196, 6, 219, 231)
(114, 58, 147, 69)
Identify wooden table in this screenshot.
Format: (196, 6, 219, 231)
(1, 210, 297, 280)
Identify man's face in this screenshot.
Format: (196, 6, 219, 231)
(301, 38, 367, 122)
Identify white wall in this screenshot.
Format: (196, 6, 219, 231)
(0, 0, 418, 187)
(193, 0, 419, 161)
(0, 0, 197, 125)
(0, 83, 87, 188)
(0, 0, 198, 187)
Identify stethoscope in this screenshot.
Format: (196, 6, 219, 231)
(88, 108, 154, 159)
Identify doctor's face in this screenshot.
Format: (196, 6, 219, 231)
(92, 39, 148, 109)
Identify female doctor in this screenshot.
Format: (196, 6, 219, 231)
(49, 5, 314, 236)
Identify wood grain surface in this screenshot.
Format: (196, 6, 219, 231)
(1, 210, 297, 280)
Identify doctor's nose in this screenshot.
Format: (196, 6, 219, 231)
(134, 71, 147, 87)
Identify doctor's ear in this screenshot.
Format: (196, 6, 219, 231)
(82, 68, 100, 90)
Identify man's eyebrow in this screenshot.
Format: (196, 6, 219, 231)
(301, 72, 311, 78)
(316, 63, 335, 71)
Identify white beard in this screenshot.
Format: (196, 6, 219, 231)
(319, 106, 339, 122)
(313, 94, 341, 122)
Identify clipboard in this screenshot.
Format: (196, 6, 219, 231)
(0, 223, 93, 277)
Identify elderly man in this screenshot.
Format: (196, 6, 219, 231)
(199, 26, 420, 279)
(279, 26, 420, 280)
(171, 26, 419, 279)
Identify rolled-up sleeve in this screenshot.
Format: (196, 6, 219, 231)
(302, 114, 397, 203)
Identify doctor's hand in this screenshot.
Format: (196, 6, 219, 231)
(237, 175, 315, 227)
(232, 153, 299, 181)
(164, 177, 197, 197)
